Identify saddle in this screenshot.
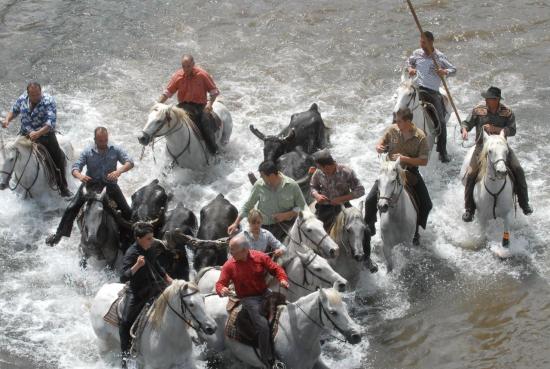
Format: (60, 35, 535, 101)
(33, 142, 63, 191)
(224, 292, 286, 347)
(103, 284, 129, 327)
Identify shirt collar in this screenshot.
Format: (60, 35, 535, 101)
(92, 143, 114, 153)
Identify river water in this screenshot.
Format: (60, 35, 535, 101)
(1, 0, 549, 368)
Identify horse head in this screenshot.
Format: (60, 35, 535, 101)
(150, 280, 217, 335)
(340, 208, 366, 262)
(393, 70, 420, 121)
(0, 145, 18, 190)
(291, 210, 339, 258)
(291, 248, 347, 292)
(480, 130, 509, 180)
(139, 103, 180, 146)
(317, 288, 361, 344)
(378, 158, 405, 213)
(81, 187, 109, 245)
(249, 125, 295, 161)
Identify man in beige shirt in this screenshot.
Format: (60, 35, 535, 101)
(364, 108, 433, 245)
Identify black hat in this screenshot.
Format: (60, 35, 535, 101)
(481, 86, 502, 99)
(312, 149, 335, 166)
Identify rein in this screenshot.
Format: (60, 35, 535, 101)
(483, 157, 509, 219)
(1, 145, 40, 198)
(284, 218, 330, 256)
(293, 294, 348, 344)
(163, 288, 207, 333)
(378, 171, 405, 209)
(284, 252, 336, 294)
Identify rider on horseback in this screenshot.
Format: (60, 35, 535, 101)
(310, 149, 378, 273)
(243, 209, 286, 257)
(2, 82, 71, 196)
(159, 54, 220, 154)
(46, 127, 134, 246)
(227, 161, 307, 242)
(460, 86, 532, 222)
(407, 31, 456, 163)
(364, 108, 433, 245)
(119, 222, 173, 369)
(216, 234, 289, 369)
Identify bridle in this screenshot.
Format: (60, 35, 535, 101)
(483, 148, 509, 219)
(286, 217, 331, 256)
(0, 145, 40, 197)
(284, 251, 338, 294)
(164, 287, 209, 333)
(378, 169, 404, 209)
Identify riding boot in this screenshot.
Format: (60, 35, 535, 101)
(106, 183, 132, 220)
(46, 184, 86, 245)
(508, 151, 532, 215)
(199, 112, 219, 155)
(462, 174, 477, 222)
(362, 231, 378, 273)
(364, 181, 379, 235)
(36, 133, 70, 194)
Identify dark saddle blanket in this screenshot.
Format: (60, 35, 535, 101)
(225, 293, 286, 347)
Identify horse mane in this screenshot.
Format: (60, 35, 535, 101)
(329, 207, 362, 243)
(170, 105, 194, 126)
(150, 280, 198, 328)
(324, 288, 342, 305)
(477, 135, 508, 182)
(381, 160, 408, 187)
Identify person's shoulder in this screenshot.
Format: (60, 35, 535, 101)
(411, 48, 424, 56)
(498, 103, 513, 118)
(194, 66, 211, 76)
(16, 92, 28, 101)
(387, 124, 399, 133)
(124, 243, 139, 256)
(412, 125, 427, 139)
(42, 93, 55, 103)
(473, 102, 488, 116)
(282, 174, 299, 187)
(170, 69, 184, 79)
(250, 249, 268, 260)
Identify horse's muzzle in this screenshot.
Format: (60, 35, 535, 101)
(138, 133, 151, 146)
(336, 281, 347, 292)
(0, 182, 7, 190)
(346, 331, 362, 345)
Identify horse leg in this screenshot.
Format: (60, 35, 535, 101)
(502, 212, 512, 248)
(383, 243, 394, 273)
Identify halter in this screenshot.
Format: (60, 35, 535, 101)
(284, 251, 337, 294)
(163, 287, 209, 333)
(0, 145, 40, 198)
(378, 169, 404, 209)
(286, 217, 331, 256)
(483, 154, 509, 219)
(294, 293, 350, 343)
(402, 83, 420, 112)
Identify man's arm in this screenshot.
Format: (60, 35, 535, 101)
(437, 52, 457, 77)
(229, 183, 260, 233)
(71, 149, 91, 182)
(503, 111, 516, 137)
(159, 72, 180, 103)
(204, 72, 220, 112)
(215, 264, 232, 296)
(3, 96, 23, 128)
(262, 253, 288, 284)
(28, 125, 51, 141)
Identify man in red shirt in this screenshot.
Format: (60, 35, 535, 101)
(159, 54, 220, 154)
(216, 234, 289, 368)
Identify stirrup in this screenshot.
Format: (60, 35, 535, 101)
(272, 360, 286, 369)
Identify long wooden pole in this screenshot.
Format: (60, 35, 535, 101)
(405, 0, 462, 124)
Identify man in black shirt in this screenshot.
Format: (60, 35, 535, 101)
(119, 222, 173, 368)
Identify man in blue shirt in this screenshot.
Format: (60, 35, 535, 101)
(46, 127, 134, 246)
(2, 82, 71, 196)
(407, 31, 457, 163)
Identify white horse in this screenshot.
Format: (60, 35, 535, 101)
(459, 130, 515, 255)
(377, 158, 417, 272)
(0, 135, 73, 199)
(138, 102, 232, 169)
(328, 207, 367, 289)
(195, 247, 348, 302)
(393, 69, 451, 154)
(90, 280, 217, 369)
(203, 288, 361, 369)
(285, 210, 340, 259)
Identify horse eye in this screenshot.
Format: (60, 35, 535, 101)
(330, 310, 337, 316)
(306, 229, 313, 233)
(189, 303, 195, 308)
(314, 267, 322, 272)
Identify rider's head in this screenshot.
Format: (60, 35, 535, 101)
(258, 161, 281, 187)
(313, 149, 337, 176)
(134, 221, 155, 249)
(229, 234, 249, 261)
(395, 108, 414, 132)
(181, 54, 195, 75)
(420, 31, 434, 53)
(26, 82, 42, 105)
(247, 209, 264, 233)
(94, 127, 109, 150)
(482, 86, 502, 113)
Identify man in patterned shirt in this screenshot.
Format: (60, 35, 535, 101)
(2, 82, 71, 196)
(407, 31, 456, 163)
(159, 54, 221, 154)
(310, 149, 377, 272)
(364, 108, 433, 245)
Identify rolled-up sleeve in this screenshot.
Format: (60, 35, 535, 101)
(438, 53, 457, 76)
(292, 183, 306, 213)
(348, 169, 365, 198)
(215, 263, 232, 296)
(203, 73, 219, 98)
(266, 230, 286, 251)
(239, 183, 260, 218)
(72, 148, 88, 173)
(44, 98, 57, 130)
(116, 146, 134, 165)
(406, 53, 417, 68)
(461, 110, 477, 132)
(262, 253, 288, 283)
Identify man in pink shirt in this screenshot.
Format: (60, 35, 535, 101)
(216, 234, 288, 368)
(159, 54, 220, 154)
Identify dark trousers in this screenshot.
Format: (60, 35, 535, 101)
(464, 146, 529, 211)
(419, 87, 447, 154)
(177, 102, 218, 154)
(119, 291, 147, 353)
(364, 167, 432, 230)
(55, 182, 131, 237)
(35, 133, 68, 191)
(262, 220, 294, 243)
(241, 294, 273, 365)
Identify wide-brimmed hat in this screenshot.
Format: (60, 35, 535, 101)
(481, 86, 502, 99)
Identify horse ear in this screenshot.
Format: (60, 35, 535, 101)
(500, 129, 506, 138)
